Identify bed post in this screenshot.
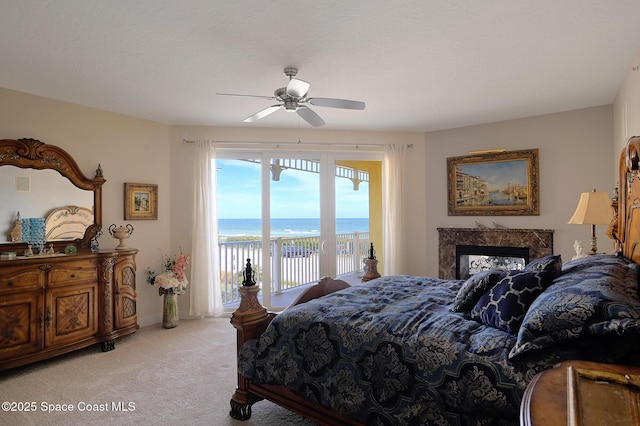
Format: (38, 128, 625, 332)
(229, 267, 275, 420)
(616, 136, 640, 263)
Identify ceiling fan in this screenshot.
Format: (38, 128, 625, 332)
(217, 67, 365, 127)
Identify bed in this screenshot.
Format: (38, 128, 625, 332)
(229, 136, 640, 425)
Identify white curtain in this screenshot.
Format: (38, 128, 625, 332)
(190, 140, 223, 317)
(383, 144, 408, 275)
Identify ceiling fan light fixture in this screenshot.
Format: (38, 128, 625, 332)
(283, 99, 298, 112)
(286, 78, 310, 98)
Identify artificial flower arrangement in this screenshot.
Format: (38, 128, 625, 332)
(146, 252, 190, 295)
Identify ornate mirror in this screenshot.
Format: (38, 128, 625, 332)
(0, 138, 104, 252)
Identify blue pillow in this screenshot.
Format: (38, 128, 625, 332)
(509, 254, 640, 358)
(451, 269, 505, 313)
(470, 270, 552, 334)
(523, 254, 562, 281)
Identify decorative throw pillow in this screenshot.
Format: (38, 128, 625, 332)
(523, 254, 562, 281)
(469, 270, 553, 334)
(509, 254, 640, 359)
(451, 269, 505, 313)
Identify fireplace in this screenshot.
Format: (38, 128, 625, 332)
(456, 245, 529, 280)
(438, 228, 554, 279)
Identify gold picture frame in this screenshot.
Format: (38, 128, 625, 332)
(447, 149, 539, 216)
(124, 183, 158, 220)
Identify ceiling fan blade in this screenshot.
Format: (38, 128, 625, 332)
(296, 106, 325, 127)
(307, 97, 365, 110)
(243, 105, 282, 123)
(217, 92, 276, 100)
(286, 78, 310, 98)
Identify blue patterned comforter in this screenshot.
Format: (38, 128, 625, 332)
(238, 265, 640, 425)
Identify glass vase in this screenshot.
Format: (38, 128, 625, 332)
(162, 292, 179, 329)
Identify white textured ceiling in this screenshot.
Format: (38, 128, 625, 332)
(1, 1, 640, 132)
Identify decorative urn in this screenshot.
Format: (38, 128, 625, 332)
(108, 224, 134, 250)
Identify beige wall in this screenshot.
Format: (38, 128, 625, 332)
(0, 80, 624, 325)
(0, 86, 424, 325)
(423, 106, 614, 276)
(0, 87, 172, 327)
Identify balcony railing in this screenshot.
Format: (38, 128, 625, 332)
(220, 232, 369, 305)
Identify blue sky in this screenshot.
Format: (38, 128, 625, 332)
(215, 159, 369, 219)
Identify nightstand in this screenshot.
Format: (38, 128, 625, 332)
(520, 360, 640, 426)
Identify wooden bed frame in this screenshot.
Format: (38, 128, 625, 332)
(611, 135, 640, 264)
(229, 277, 360, 425)
(229, 135, 640, 425)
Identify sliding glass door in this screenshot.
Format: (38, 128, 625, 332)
(269, 157, 322, 300)
(334, 158, 379, 278)
(216, 150, 381, 310)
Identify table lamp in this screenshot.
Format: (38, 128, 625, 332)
(568, 189, 613, 254)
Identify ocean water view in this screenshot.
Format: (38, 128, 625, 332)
(219, 218, 369, 237)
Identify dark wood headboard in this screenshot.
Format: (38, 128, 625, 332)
(612, 135, 640, 264)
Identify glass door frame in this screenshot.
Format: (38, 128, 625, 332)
(217, 148, 382, 309)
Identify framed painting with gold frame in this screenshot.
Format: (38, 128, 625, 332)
(447, 149, 539, 216)
(124, 182, 158, 220)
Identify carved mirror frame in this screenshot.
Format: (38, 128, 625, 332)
(0, 138, 105, 252)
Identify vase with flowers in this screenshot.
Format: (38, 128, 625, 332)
(146, 252, 190, 328)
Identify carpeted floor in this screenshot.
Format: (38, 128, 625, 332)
(0, 318, 318, 426)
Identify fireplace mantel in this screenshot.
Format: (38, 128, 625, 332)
(437, 227, 554, 279)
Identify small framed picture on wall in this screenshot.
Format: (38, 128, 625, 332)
(124, 182, 158, 220)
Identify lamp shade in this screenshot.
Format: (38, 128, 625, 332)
(568, 190, 613, 225)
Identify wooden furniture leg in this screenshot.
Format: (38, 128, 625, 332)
(229, 285, 275, 419)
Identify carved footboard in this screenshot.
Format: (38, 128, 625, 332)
(229, 277, 356, 424)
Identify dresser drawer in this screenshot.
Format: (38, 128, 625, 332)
(48, 260, 98, 287)
(0, 267, 44, 291)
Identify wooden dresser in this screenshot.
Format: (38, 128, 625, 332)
(0, 138, 140, 370)
(0, 249, 138, 370)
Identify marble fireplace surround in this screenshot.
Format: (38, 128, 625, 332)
(437, 227, 554, 279)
